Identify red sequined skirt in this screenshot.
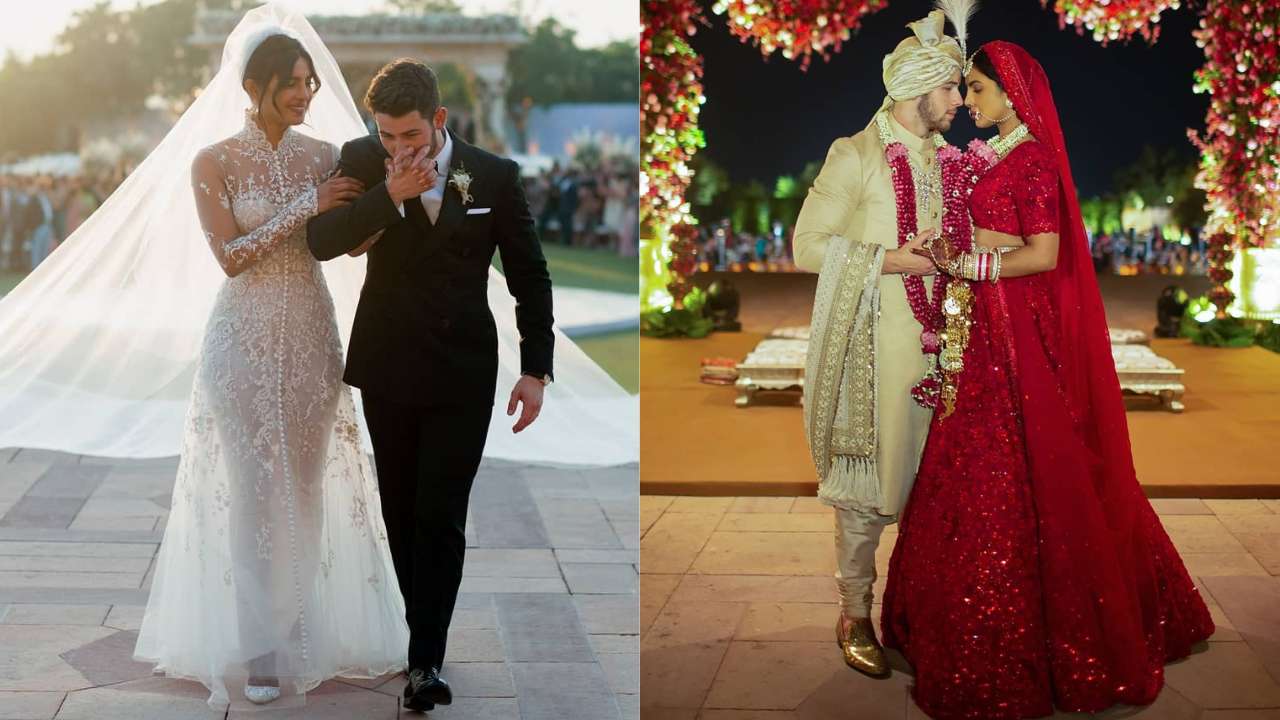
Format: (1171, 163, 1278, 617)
(881, 276, 1213, 720)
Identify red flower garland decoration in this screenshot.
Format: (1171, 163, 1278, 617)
(1047, 0, 1280, 317)
(1189, 0, 1280, 314)
(641, 0, 707, 307)
(881, 132, 987, 409)
(1043, 0, 1179, 45)
(712, 0, 888, 70)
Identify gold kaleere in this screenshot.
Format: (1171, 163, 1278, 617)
(938, 280, 974, 419)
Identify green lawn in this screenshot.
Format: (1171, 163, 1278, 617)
(494, 244, 638, 295)
(1, 271, 24, 297)
(573, 329, 639, 394)
(2, 246, 640, 298)
(494, 245, 639, 391)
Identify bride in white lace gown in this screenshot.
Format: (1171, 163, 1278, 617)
(132, 25, 407, 711)
(0, 2, 636, 701)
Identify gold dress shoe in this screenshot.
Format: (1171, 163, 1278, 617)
(835, 615, 891, 678)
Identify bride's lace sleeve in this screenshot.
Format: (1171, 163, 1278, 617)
(322, 141, 341, 177)
(191, 147, 317, 277)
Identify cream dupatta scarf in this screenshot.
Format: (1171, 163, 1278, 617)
(803, 236, 885, 509)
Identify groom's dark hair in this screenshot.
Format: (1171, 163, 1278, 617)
(364, 59, 441, 118)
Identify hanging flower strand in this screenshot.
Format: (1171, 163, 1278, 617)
(712, 0, 888, 70)
(1043, 0, 1181, 45)
(1047, 0, 1280, 317)
(1188, 1, 1280, 314)
(640, 0, 708, 310)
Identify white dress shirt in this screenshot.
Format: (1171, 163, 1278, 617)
(395, 129, 453, 225)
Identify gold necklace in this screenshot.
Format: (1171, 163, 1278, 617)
(988, 123, 1032, 160)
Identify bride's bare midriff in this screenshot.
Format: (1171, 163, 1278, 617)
(974, 226, 1025, 250)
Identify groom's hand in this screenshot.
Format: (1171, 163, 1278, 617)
(385, 146, 438, 204)
(883, 232, 937, 276)
(506, 376, 545, 433)
(912, 227, 957, 269)
(317, 170, 364, 214)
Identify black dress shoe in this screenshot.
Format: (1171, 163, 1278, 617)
(403, 667, 453, 712)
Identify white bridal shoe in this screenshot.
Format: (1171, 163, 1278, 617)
(245, 684, 281, 705)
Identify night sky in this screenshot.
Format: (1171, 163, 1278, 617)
(689, 0, 1209, 197)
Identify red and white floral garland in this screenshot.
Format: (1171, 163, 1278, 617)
(878, 112, 991, 408)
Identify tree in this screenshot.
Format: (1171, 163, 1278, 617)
(0, 53, 71, 155)
(1101, 194, 1125, 235)
(385, 0, 465, 12)
(1170, 162, 1208, 233)
(506, 18, 638, 108)
(797, 160, 822, 196)
(1110, 144, 1206, 236)
(1080, 196, 1104, 236)
(688, 156, 730, 209)
(725, 180, 768, 235)
(130, 0, 234, 101)
(577, 40, 641, 104)
(0, 0, 251, 156)
(771, 174, 803, 228)
(434, 63, 476, 117)
(504, 18, 638, 148)
(1112, 144, 1193, 208)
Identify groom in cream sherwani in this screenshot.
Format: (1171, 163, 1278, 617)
(793, 10, 963, 678)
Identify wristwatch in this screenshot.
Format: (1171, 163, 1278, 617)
(523, 372, 552, 386)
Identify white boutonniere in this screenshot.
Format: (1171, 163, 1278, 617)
(449, 164, 474, 206)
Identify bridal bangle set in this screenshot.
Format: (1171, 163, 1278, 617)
(952, 246, 1002, 283)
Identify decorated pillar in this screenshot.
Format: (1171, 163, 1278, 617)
(1190, 2, 1280, 317)
(473, 66, 510, 154)
(1047, 0, 1280, 318)
(640, 0, 706, 313)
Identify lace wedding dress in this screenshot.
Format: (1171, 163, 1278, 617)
(0, 2, 637, 468)
(133, 111, 408, 709)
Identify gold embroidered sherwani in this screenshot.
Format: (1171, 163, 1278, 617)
(794, 5, 963, 644)
(795, 113, 942, 520)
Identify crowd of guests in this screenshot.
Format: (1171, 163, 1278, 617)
(0, 155, 638, 284)
(696, 219, 798, 272)
(0, 172, 122, 275)
(529, 160, 638, 256)
(685, 216, 1207, 277)
(1089, 229, 1208, 276)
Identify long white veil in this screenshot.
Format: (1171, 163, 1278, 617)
(0, 2, 637, 467)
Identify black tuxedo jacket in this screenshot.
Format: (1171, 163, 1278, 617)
(307, 132, 554, 407)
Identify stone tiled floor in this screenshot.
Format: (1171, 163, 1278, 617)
(0, 448, 639, 719)
(640, 495, 1280, 720)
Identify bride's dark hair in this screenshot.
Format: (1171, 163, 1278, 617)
(970, 48, 1006, 92)
(242, 34, 321, 115)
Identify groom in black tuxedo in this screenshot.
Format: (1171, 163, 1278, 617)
(307, 59, 554, 713)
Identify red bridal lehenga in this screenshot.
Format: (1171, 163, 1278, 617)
(880, 41, 1214, 720)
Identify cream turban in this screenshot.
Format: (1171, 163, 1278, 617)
(881, 10, 964, 103)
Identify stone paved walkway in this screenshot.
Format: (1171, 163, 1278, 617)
(0, 448, 639, 719)
(640, 495, 1280, 720)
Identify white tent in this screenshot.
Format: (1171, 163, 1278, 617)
(1, 153, 82, 176)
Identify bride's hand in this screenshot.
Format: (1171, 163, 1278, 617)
(317, 170, 364, 213)
(906, 229, 949, 268)
(915, 229, 957, 270)
(933, 234, 957, 268)
(347, 229, 385, 258)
